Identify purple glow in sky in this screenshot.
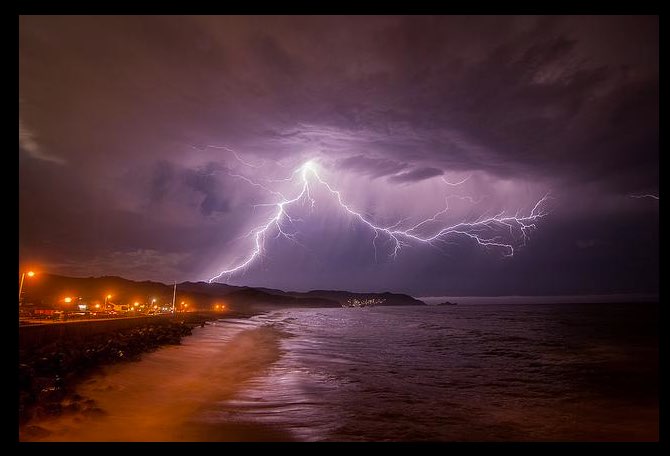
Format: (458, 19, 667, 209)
(205, 156, 551, 283)
(19, 16, 658, 296)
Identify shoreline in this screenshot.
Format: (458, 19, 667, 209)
(19, 310, 256, 437)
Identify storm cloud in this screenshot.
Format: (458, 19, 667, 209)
(19, 16, 658, 296)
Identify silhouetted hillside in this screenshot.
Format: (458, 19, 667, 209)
(255, 287, 425, 306)
(22, 274, 424, 311)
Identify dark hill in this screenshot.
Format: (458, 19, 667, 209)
(22, 274, 424, 311)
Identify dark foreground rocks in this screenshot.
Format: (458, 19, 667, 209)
(19, 321, 193, 425)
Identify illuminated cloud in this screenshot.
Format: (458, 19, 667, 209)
(19, 16, 658, 295)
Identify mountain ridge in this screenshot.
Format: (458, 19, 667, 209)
(21, 274, 426, 310)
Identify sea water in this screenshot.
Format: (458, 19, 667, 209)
(24, 303, 658, 441)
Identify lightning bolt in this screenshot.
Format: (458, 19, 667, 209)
(208, 161, 551, 283)
(190, 143, 292, 169)
(441, 175, 471, 186)
(629, 193, 659, 200)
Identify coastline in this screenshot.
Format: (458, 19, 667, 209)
(18, 304, 658, 442)
(19, 310, 256, 438)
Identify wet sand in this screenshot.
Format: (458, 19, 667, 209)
(21, 323, 289, 441)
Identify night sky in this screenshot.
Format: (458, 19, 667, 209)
(19, 16, 658, 296)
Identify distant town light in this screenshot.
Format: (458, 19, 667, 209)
(27, 271, 35, 277)
(64, 297, 72, 303)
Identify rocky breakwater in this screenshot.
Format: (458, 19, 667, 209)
(19, 321, 193, 432)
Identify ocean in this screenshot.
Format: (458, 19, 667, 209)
(25, 303, 658, 441)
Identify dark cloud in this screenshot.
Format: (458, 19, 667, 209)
(19, 16, 658, 295)
(18, 16, 658, 186)
(148, 161, 175, 204)
(181, 162, 231, 216)
(336, 155, 408, 178)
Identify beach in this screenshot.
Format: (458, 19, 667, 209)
(20, 303, 659, 442)
(19, 310, 256, 439)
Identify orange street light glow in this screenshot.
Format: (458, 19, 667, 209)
(134, 302, 140, 306)
(95, 304, 100, 309)
(27, 271, 35, 277)
(64, 297, 72, 303)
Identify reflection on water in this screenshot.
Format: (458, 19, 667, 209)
(23, 304, 658, 441)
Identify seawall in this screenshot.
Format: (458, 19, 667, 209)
(19, 316, 175, 349)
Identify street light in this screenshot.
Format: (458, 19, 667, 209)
(19, 271, 36, 305)
(105, 294, 112, 307)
